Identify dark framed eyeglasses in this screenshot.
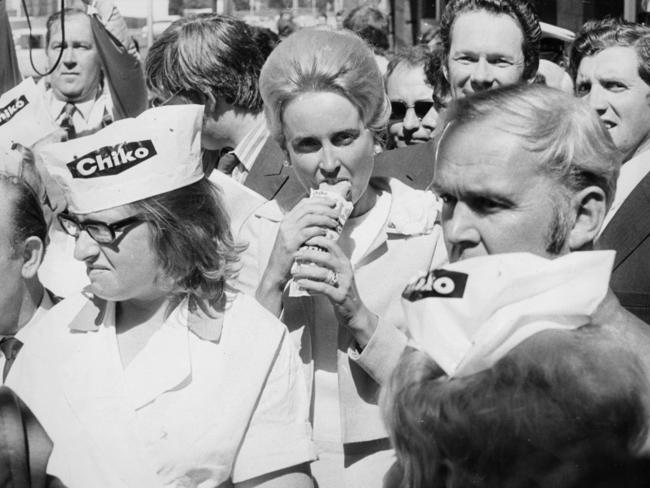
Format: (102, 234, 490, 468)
(390, 100, 435, 121)
(57, 212, 144, 244)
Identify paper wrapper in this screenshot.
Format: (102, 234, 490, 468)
(288, 182, 353, 297)
(402, 251, 614, 378)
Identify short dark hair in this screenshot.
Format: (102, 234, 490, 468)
(145, 14, 264, 112)
(249, 25, 280, 61)
(385, 45, 433, 79)
(0, 175, 46, 259)
(424, 48, 452, 106)
(568, 18, 650, 84)
(45, 8, 88, 47)
(440, 0, 541, 81)
(343, 5, 389, 52)
(129, 178, 244, 312)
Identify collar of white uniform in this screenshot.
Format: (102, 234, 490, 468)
(68, 291, 226, 342)
(403, 250, 615, 378)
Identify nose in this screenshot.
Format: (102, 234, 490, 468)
(62, 45, 77, 67)
(402, 107, 420, 132)
(318, 144, 341, 178)
(585, 85, 608, 117)
(470, 58, 494, 92)
(420, 105, 439, 133)
(73, 230, 100, 263)
(442, 200, 481, 257)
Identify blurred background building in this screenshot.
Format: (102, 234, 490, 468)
(7, 0, 650, 68)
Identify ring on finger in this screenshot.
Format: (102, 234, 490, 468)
(326, 270, 339, 287)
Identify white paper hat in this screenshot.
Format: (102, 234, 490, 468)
(39, 105, 205, 214)
(0, 78, 59, 148)
(402, 251, 615, 378)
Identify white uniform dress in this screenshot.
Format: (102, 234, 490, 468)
(7, 291, 315, 488)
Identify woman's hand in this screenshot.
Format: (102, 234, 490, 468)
(291, 235, 378, 348)
(256, 198, 340, 315)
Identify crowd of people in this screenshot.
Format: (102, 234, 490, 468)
(1, 0, 650, 486)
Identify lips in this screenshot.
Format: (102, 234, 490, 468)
(601, 119, 616, 129)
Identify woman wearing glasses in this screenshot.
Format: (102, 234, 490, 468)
(7, 105, 315, 488)
(238, 29, 447, 488)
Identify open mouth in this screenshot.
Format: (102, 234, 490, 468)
(601, 120, 616, 129)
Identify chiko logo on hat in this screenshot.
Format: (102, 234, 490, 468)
(0, 95, 28, 127)
(67, 140, 157, 178)
(402, 269, 468, 301)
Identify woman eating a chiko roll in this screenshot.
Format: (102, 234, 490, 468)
(237, 28, 447, 488)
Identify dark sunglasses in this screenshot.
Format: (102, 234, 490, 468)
(390, 100, 435, 120)
(57, 213, 144, 244)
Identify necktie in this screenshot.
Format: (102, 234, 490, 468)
(0, 337, 22, 381)
(59, 102, 77, 140)
(217, 151, 241, 176)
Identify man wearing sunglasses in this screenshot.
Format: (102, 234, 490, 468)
(385, 46, 441, 149)
(374, 0, 541, 190)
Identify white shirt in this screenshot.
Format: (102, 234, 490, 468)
(600, 150, 650, 234)
(46, 85, 113, 136)
(230, 115, 270, 184)
(8, 292, 315, 487)
(0, 289, 54, 380)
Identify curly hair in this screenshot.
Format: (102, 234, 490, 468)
(568, 18, 650, 84)
(129, 179, 244, 313)
(440, 0, 542, 81)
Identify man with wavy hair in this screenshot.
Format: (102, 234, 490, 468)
(145, 15, 303, 210)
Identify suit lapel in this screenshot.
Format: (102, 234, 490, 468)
(245, 136, 289, 200)
(599, 173, 650, 269)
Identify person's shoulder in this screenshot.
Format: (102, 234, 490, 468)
(224, 293, 288, 339)
(373, 176, 441, 236)
(375, 140, 435, 167)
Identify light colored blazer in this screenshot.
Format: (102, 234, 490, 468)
(238, 177, 447, 443)
(8, 292, 315, 487)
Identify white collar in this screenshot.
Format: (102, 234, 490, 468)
(232, 114, 269, 172)
(14, 288, 55, 344)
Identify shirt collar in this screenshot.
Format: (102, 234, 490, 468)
(14, 287, 55, 344)
(601, 149, 650, 232)
(68, 292, 225, 342)
(232, 114, 269, 172)
(49, 87, 102, 122)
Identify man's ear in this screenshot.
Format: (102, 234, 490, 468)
(21, 237, 45, 280)
(568, 186, 607, 251)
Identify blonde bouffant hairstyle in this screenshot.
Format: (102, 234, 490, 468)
(259, 27, 390, 149)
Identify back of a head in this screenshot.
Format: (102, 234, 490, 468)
(0, 147, 48, 255)
(145, 14, 264, 112)
(440, 83, 621, 209)
(440, 0, 542, 81)
(568, 18, 650, 84)
(259, 28, 389, 148)
(382, 328, 649, 488)
(342, 5, 389, 52)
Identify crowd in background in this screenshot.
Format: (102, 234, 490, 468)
(1, 0, 650, 487)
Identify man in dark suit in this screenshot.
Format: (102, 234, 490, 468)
(0, 146, 58, 384)
(570, 19, 650, 323)
(145, 14, 303, 210)
(374, 0, 542, 189)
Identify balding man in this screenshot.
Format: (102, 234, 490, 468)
(408, 84, 650, 394)
(374, 0, 541, 189)
(41, 0, 136, 139)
